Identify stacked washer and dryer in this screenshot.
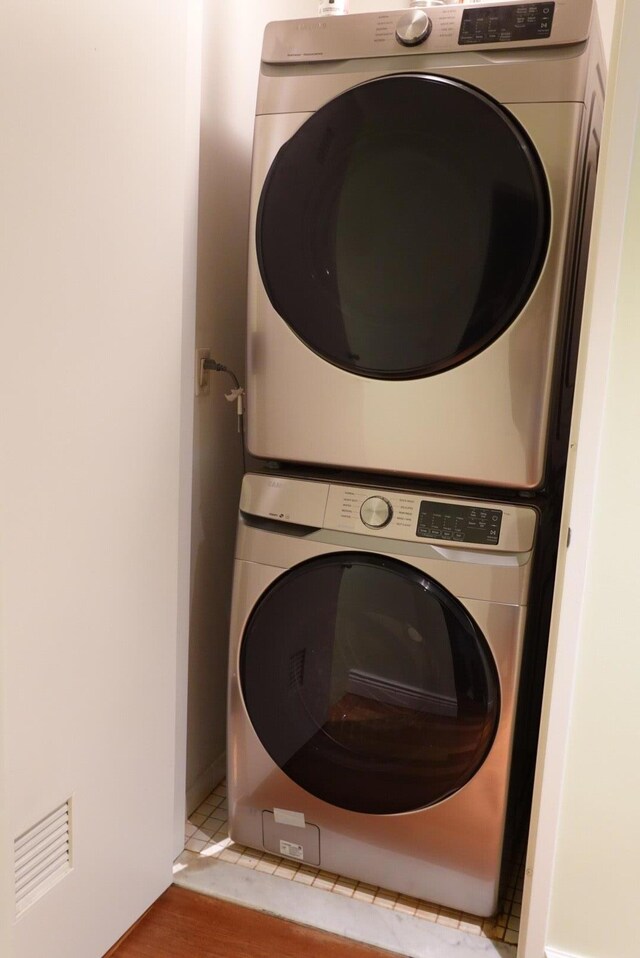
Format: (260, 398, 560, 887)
(226, 1, 604, 917)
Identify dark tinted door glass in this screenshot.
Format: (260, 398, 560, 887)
(240, 553, 500, 814)
(257, 74, 549, 379)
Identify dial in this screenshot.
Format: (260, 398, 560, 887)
(395, 10, 432, 47)
(360, 496, 393, 529)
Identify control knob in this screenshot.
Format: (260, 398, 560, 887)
(360, 496, 393, 529)
(395, 10, 432, 47)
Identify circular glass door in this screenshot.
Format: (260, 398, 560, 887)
(257, 74, 550, 380)
(240, 553, 500, 814)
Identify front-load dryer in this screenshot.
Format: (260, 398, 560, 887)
(228, 472, 538, 915)
(246, 1, 604, 489)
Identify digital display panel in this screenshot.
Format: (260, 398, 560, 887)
(459, 3, 555, 45)
(417, 501, 503, 546)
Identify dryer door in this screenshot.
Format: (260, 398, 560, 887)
(256, 73, 550, 380)
(240, 552, 500, 814)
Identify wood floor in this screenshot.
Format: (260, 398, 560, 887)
(104, 885, 398, 958)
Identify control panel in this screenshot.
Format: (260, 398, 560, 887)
(261, 2, 589, 64)
(459, 3, 555, 45)
(416, 501, 502, 546)
(240, 475, 537, 554)
(325, 485, 503, 546)
(325, 485, 418, 537)
(322, 484, 535, 552)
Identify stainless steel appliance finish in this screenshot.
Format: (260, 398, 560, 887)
(246, 2, 604, 489)
(228, 473, 538, 915)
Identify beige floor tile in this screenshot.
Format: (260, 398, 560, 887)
(436, 907, 461, 928)
(504, 928, 519, 945)
(274, 862, 300, 879)
(333, 882, 356, 898)
(373, 890, 398, 909)
(200, 840, 224, 858)
(218, 847, 242, 863)
(261, 853, 281, 865)
(189, 828, 211, 843)
(415, 902, 440, 922)
(482, 918, 506, 940)
(333, 876, 356, 887)
(198, 821, 220, 839)
(293, 867, 318, 885)
(459, 914, 483, 935)
(353, 885, 377, 904)
(313, 872, 337, 891)
(394, 896, 418, 916)
(184, 837, 206, 852)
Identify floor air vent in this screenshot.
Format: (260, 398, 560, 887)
(14, 801, 72, 915)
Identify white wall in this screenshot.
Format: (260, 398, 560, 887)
(544, 2, 640, 955)
(186, 0, 402, 807)
(174, 0, 204, 853)
(596, 0, 616, 59)
(0, 3, 199, 955)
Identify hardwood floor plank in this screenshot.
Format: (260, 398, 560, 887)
(105, 885, 400, 958)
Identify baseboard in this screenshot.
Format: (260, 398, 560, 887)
(546, 948, 582, 958)
(186, 751, 226, 815)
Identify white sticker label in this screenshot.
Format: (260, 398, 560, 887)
(273, 807, 306, 828)
(280, 840, 304, 861)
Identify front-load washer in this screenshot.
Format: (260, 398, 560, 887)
(246, 1, 604, 489)
(228, 472, 538, 915)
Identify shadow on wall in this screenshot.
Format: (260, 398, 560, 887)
(185, 0, 423, 807)
(186, 3, 261, 804)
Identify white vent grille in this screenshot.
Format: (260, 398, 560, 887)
(14, 801, 72, 915)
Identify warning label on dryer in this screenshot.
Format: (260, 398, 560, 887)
(280, 840, 304, 861)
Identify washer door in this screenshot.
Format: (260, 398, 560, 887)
(240, 553, 500, 814)
(257, 74, 550, 380)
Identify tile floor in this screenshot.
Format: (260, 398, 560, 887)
(184, 781, 524, 949)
